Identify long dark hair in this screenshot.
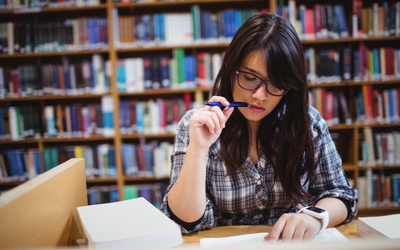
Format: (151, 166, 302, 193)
(213, 13, 314, 208)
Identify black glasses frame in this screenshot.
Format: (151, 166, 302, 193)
(235, 70, 287, 96)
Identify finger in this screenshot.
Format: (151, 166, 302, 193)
(193, 115, 216, 134)
(264, 233, 270, 240)
(281, 219, 296, 242)
(303, 227, 319, 241)
(268, 217, 287, 243)
(200, 111, 221, 132)
(292, 221, 307, 242)
(208, 96, 230, 107)
(223, 106, 234, 121)
(209, 106, 227, 128)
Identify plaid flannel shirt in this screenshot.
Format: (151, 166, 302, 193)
(160, 105, 358, 234)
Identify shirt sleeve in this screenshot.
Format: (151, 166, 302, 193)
(308, 107, 358, 224)
(159, 109, 215, 234)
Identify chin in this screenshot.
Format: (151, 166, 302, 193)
(240, 109, 269, 122)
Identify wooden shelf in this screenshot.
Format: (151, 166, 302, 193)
(342, 164, 355, 171)
(328, 124, 355, 130)
(0, 93, 111, 102)
(124, 176, 169, 181)
(0, 49, 109, 58)
(119, 87, 212, 96)
(0, 136, 114, 144)
(300, 35, 400, 44)
(113, 0, 265, 8)
(308, 79, 400, 88)
(358, 206, 400, 212)
(0, 181, 24, 186)
(0, 4, 107, 14)
(357, 165, 400, 170)
(86, 177, 117, 183)
(116, 43, 231, 52)
(121, 132, 175, 139)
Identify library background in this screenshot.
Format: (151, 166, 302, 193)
(0, 0, 399, 218)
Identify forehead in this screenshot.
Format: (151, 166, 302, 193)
(239, 50, 268, 79)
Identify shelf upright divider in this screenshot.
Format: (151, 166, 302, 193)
(107, 0, 125, 200)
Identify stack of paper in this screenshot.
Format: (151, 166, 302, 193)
(76, 197, 183, 248)
(358, 214, 400, 239)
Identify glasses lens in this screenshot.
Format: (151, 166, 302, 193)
(238, 72, 261, 90)
(267, 82, 285, 96)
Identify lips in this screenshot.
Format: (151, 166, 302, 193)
(249, 104, 265, 113)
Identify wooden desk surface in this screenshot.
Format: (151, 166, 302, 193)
(183, 220, 358, 243)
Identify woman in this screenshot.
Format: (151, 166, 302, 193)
(160, 13, 358, 242)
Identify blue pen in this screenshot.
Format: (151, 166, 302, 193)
(204, 102, 250, 107)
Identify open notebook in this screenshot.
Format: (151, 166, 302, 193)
(77, 197, 183, 249)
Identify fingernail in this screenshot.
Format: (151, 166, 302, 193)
(222, 123, 225, 128)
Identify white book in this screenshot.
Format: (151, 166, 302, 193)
(135, 58, 144, 92)
(373, 3, 379, 37)
(387, 133, 395, 166)
(7, 22, 13, 55)
(204, 53, 212, 87)
(125, 58, 137, 93)
(69, 65, 77, 95)
(377, 93, 384, 124)
(9, 107, 18, 141)
(148, 99, 159, 134)
(212, 53, 221, 83)
(358, 214, 400, 239)
(77, 197, 183, 249)
(289, 0, 296, 28)
(357, 176, 366, 208)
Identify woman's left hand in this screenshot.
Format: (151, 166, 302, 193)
(265, 213, 322, 242)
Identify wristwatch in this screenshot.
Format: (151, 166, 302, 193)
(298, 206, 329, 231)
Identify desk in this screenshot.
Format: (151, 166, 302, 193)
(183, 220, 358, 243)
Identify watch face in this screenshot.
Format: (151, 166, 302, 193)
(306, 206, 325, 213)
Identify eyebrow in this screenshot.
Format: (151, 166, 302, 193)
(242, 66, 269, 81)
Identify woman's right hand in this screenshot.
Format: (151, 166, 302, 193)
(188, 96, 235, 152)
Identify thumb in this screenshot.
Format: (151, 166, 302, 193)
(223, 106, 234, 120)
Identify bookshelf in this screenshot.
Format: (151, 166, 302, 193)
(0, 0, 399, 217)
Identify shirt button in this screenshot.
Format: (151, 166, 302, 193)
(257, 180, 261, 185)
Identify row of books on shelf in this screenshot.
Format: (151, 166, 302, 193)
(119, 96, 195, 135)
(358, 128, 400, 167)
(309, 87, 400, 127)
(0, 140, 173, 183)
(116, 50, 222, 92)
(309, 90, 352, 126)
(0, 18, 108, 54)
(0, 55, 110, 98)
(0, 0, 102, 10)
(87, 183, 168, 208)
(0, 95, 114, 140)
(354, 43, 399, 82)
(112, 7, 261, 48)
(281, 1, 400, 40)
(354, 86, 400, 125)
(357, 170, 400, 208)
(305, 45, 400, 84)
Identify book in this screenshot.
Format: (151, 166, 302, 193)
(358, 214, 400, 239)
(76, 197, 183, 248)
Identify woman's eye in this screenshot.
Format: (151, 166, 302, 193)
(244, 75, 257, 82)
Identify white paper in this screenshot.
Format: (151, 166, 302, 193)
(200, 228, 348, 247)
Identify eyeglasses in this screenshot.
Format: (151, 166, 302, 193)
(236, 70, 287, 96)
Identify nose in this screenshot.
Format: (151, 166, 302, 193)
(252, 82, 269, 101)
